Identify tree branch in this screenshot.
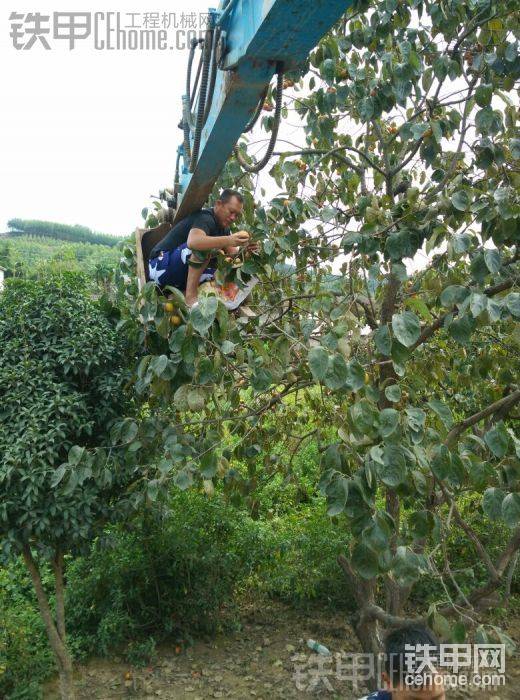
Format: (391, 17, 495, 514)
(411, 277, 516, 351)
(445, 389, 520, 447)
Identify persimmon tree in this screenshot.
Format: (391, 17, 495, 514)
(0, 274, 138, 699)
(117, 0, 520, 658)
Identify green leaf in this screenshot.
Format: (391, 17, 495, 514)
(350, 399, 378, 434)
(187, 388, 205, 412)
(321, 58, 336, 82)
(409, 510, 434, 538)
(392, 546, 422, 586)
(147, 480, 159, 502)
(173, 384, 190, 410)
(374, 325, 392, 356)
(428, 400, 454, 429)
(174, 469, 194, 491)
(251, 368, 273, 392)
(120, 420, 138, 443)
(345, 360, 365, 392)
(406, 407, 426, 431)
(470, 292, 488, 318)
(320, 206, 337, 222)
(51, 464, 67, 488)
(451, 190, 470, 211)
(322, 444, 342, 470)
(506, 293, 520, 318)
(325, 354, 348, 390)
(364, 520, 390, 553)
(158, 459, 173, 476)
(392, 311, 421, 348)
(482, 487, 506, 521)
(385, 384, 401, 402)
(502, 493, 520, 528)
(448, 314, 475, 345)
(358, 96, 374, 121)
(190, 295, 218, 334)
(68, 445, 85, 466)
(431, 444, 451, 480)
(308, 347, 329, 381)
(326, 476, 349, 516)
(405, 296, 433, 322)
(475, 106, 494, 134)
(379, 408, 399, 438)
(378, 444, 407, 487)
(351, 542, 379, 579)
(440, 285, 469, 307)
(152, 354, 168, 378)
(484, 422, 509, 458)
(475, 84, 493, 107)
(432, 612, 452, 641)
(484, 248, 501, 274)
(221, 340, 236, 355)
(200, 452, 218, 478)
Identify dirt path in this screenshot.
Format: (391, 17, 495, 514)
(44, 601, 520, 699)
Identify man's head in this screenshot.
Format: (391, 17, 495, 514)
(213, 189, 244, 228)
(382, 625, 445, 700)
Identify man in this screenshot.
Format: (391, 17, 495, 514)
(148, 189, 252, 306)
(360, 626, 445, 700)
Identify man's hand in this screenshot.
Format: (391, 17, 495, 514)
(228, 230, 251, 247)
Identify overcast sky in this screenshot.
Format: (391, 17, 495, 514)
(0, 0, 218, 237)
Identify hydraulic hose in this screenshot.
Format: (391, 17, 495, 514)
(182, 94, 192, 161)
(243, 85, 269, 133)
(190, 28, 214, 172)
(233, 63, 284, 173)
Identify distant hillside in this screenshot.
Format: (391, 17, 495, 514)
(0, 235, 120, 276)
(7, 219, 123, 247)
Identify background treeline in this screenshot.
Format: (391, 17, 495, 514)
(6, 218, 123, 247)
(0, 237, 120, 277)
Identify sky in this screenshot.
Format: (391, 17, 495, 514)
(0, 1, 215, 237)
(0, 3, 476, 278)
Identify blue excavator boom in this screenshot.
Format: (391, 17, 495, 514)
(173, 0, 353, 223)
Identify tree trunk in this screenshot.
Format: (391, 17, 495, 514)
(337, 555, 381, 652)
(22, 545, 76, 700)
(52, 550, 67, 645)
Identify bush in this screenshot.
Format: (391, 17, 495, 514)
(0, 560, 54, 699)
(65, 490, 262, 657)
(253, 502, 356, 610)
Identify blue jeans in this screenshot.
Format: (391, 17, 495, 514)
(148, 243, 216, 291)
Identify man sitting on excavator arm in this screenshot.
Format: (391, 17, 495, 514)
(148, 189, 253, 306)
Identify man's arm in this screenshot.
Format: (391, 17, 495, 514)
(188, 228, 251, 253)
(187, 227, 231, 251)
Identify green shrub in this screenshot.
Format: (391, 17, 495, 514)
(65, 490, 262, 657)
(253, 502, 356, 610)
(0, 560, 54, 699)
(125, 637, 157, 668)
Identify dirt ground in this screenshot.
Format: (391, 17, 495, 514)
(44, 601, 520, 699)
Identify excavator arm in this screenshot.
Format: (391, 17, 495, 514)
(173, 0, 353, 222)
(136, 0, 352, 286)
